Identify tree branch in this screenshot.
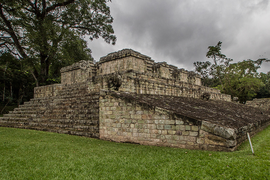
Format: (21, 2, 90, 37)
(45, 0, 75, 14)
(0, 4, 28, 59)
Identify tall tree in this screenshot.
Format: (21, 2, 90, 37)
(194, 41, 232, 87)
(0, 0, 116, 85)
(205, 41, 232, 89)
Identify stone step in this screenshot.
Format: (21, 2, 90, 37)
(0, 117, 29, 122)
(30, 118, 99, 125)
(42, 115, 99, 120)
(0, 119, 99, 138)
(3, 113, 38, 118)
(10, 110, 40, 114)
(0, 120, 30, 127)
(0, 118, 98, 128)
(19, 104, 48, 108)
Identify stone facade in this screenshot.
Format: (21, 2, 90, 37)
(246, 98, 270, 111)
(99, 91, 201, 149)
(98, 90, 270, 151)
(0, 49, 269, 151)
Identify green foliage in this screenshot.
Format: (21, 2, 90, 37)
(0, 126, 270, 179)
(255, 72, 270, 98)
(195, 41, 269, 103)
(194, 41, 232, 87)
(221, 60, 264, 103)
(0, 0, 116, 85)
(0, 53, 34, 108)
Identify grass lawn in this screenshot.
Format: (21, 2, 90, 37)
(0, 126, 270, 180)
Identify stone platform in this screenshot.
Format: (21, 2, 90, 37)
(1, 49, 269, 151)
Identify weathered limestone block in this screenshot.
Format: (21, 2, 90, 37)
(201, 121, 236, 140)
(246, 98, 270, 111)
(34, 84, 63, 98)
(60, 60, 94, 85)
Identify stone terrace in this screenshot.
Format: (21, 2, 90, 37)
(1, 49, 270, 151)
(99, 90, 270, 151)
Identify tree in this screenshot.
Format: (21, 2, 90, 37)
(255, 72, 270, 98)
(194, 41, 266, 103)
(205, 41, 232, 88)
(0, 0, 116, 85)
(0, 53, 34, 110)
(194, 41, 232, 87)
(221, 60, 264, 103)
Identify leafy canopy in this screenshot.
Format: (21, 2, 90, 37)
(0, 0, 116, 85)
(194, 41, 268, 103)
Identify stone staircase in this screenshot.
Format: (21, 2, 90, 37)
(0, 82, 100, 138)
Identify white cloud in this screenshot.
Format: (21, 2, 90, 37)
(87, 0, 270, 73)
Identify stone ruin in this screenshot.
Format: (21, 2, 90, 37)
(1, 49, 270, 151)
(246, 98, 270, 112)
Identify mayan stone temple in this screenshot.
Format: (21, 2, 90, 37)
(1, 49, 270, 151)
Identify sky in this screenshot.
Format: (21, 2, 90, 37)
(87, 0, 270, 73)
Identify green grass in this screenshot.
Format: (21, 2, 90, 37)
(0, 127, 270, 180)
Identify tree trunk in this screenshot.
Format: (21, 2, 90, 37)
(40, 53, 49, 85)
(2, 62, 8, 101)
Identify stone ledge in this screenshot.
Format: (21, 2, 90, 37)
(99, 49, 151, 63)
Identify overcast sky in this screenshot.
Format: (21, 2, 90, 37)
(87, 0, 270, 73)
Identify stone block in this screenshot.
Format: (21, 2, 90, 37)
(176, 120, 184, 125)
(197, 138, 205, 144)
(201, 121, 236, 140)
(185, 125, 191, 131)
(138, 120, 144, 124)
(190, 132, 198, 137)
(144, 129, 150, 133)
(164, 125, 172, 130)
(182, 131, 189, 136)
(205, 134, 226, 146)
(166, 120, 175, 124)
(125, 119, 132, 124)
(191, 126, 199, 131)
(168, 130, 176, 135)
(148, 124, 156, 129)
(107, 111, 113, 115)
(162, 130, 167, 135)
(145, 120, 153, 124)
(141, 114, 148, 120)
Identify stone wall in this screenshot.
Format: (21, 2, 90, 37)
(60, 60, 95, 85)
(88, 71, 231, 101)
(98, 57, 146, 75)
(99, 91, 242, 151)
(55, 49, 228, 102)
(34, 84, 63, 98)
(97, 49, 202, 86)
(99, 91, 201, 149)
(246, 98, 270, 111)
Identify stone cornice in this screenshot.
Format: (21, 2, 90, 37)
(99, 49, 151, 64)
(60, 60, 93, 73)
